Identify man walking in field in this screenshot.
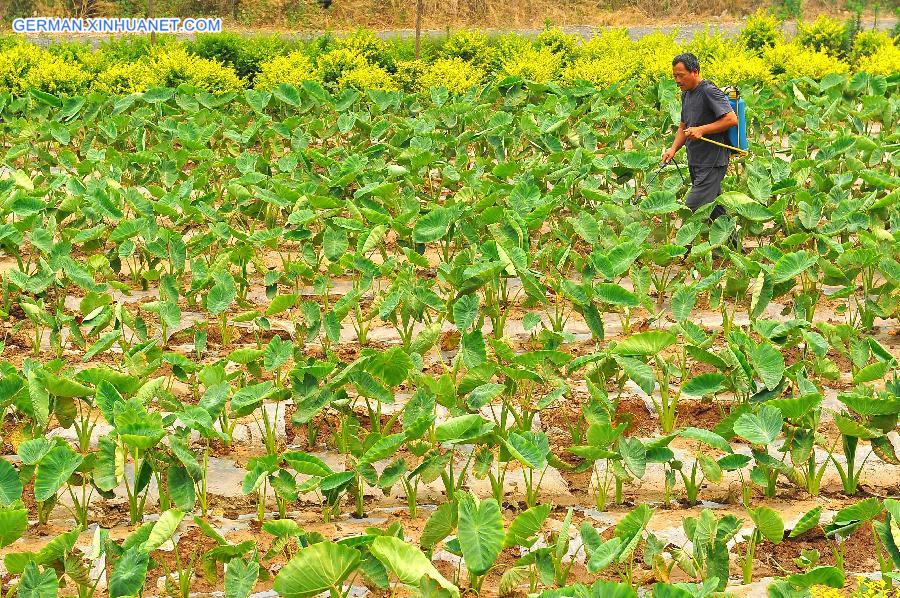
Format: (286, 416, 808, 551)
(661, 52, 738, 221)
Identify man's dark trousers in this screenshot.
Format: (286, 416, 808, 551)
(686, 163, 726, 220)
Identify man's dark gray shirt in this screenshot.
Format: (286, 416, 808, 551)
(680, 79, 734, 168)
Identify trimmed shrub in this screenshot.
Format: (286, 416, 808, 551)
(146, 47, 245, 92)
(420, 58, 485, 94)
(739, 9, 783, 53)
(535, 27, 580, 63)
(764, 42, 849, 79)
(254, 51, 315, 90)
(498, 47, 562, 83)
(796, 15, 847, 57)
(315, 48, 368, 88)
(338, 64, 398, 92)
(856, 42, 900, 76)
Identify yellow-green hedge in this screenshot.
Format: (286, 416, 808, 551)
(0, 24, 895, 97)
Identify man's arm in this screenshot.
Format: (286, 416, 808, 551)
(662, 122, 687, 163)
(684, 112, 738, 139)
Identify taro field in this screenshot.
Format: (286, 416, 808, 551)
(0, 69, 898, 598)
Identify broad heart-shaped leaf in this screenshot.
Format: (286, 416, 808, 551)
(587, 537, 622, 573)
(273, 541, 361, 598)
(457, 493, 504, 575)
(0, 501, 28, 547)
(679, 427, 733, 453)
(40, 371, 93, 398)
(34, 445, 83, 502)
(789, 506, 822, 538)
(370, 536, 460, 598)
(357, 433, 405, 467)
(681, 373, 727, 397)
(466, 383, 505, 410)
(618, 437, 647, 478)
(640, 190, 680, 214)
(595, 283, 639, 307)
(225, 557, 260, 598)
(615, 356, 656, 395)
(109, 547, 149, 598)
(833, 413, 879, 439)
(612, 331, 677, 356)
(140, 509, 184, 552)
(788, 566, 844, 589)
(283, 452, 334, 477)
(413, 206, 453, 243)
(18, 562, 58, 598)
(773, 250, 818, 284)
(452, 294, 479, 332)
(434, 414, 494, 445)
(367, 347, 413, 386)
(116, 399, 166, 450)
(716, 191, 774, 222)
(206, 271, 236, 316)
(0, 458, 23, 505)
(751, 506, 784, 544)
(733, 406, 783, 445)
(749, 342, 784, 391)
(504, 504, 551, 548)
(503, 431, 549, 469)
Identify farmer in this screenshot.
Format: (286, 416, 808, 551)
(661, 52, 738, 221)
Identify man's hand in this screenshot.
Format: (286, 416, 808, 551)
(684, 126, 704, 140)
(661, 148, 676, 164)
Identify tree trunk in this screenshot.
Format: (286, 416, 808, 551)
(415, 0, 423, 59)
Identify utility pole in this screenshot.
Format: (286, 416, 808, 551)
(148, 0, 156, 44)
(415, 0, 423, 59)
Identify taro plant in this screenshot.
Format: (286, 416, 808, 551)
(672, 508, 743, 591)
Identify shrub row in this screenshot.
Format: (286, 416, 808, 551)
(0, 12, 897, 96)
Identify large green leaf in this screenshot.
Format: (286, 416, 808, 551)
(503, 431, 549, 469)
(140, 509, 184, 552)
(34, 445, 83, 503)
(787, 566, 844, 589)
(679, 427, 732, 453)
(457, 493, 504, 575)
(681, 373, 726, 397)
(612, 331, 677, 356)
(504, 504, 551, 548)
(595, 283, 639, 307)
(751, 506, 784, 544)
(413, 207, 453, 243)
(435, 415, 494, 444)
(273, 542, 361, 598)
(773, 250, 818, 284)
(370, 536, 459, 597)
(0, 459, 23, 505)
(109, 547, 149, 598)
(749, 342, 785, 390)
(789, 506, 822, 538)
(18, 562, 58, 598)
(618, 437, 647, 478)
(0, 501, 28, 548)
(225, 557, 260, 598)
(733, 406, 783, 445)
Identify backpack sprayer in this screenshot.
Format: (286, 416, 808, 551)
(699, 86, 749, 156)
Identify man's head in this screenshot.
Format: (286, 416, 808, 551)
(672, 53, 701, 91)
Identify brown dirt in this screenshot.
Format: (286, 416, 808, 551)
(148, 526, 222, 593)
(674, 400, 731, 431)
(741, 526, 880, 579)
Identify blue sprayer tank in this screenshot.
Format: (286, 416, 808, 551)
(725, 86, 748, 152)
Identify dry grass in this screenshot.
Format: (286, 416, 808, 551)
(226, 0, 884, 30)
(3, 0, 886, 30)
